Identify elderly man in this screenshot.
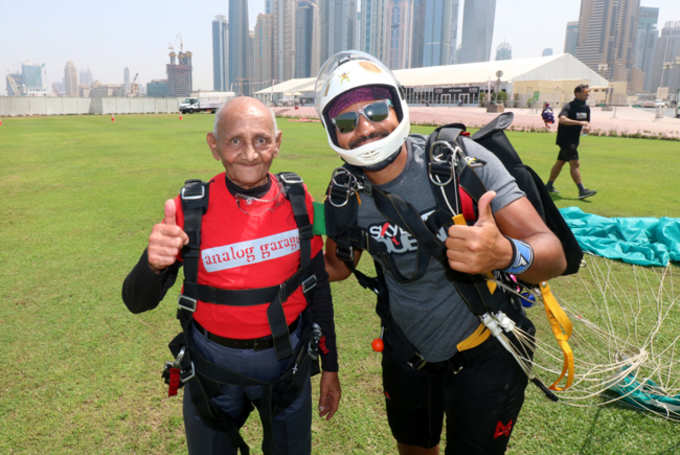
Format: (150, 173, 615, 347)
(316, 51, 566, 454)
(122, 96, 340, 455)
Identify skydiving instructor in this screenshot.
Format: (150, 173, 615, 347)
(317, 51, 566, 454)
(122, 97, 340, 455)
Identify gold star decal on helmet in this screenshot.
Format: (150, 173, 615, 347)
(339, 72, 350, 84)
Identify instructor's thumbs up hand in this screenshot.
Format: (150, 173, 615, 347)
(147, 199, 189, 273)
(445, 191, 512, 275)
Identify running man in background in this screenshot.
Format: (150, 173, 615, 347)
(545, 84, 597, 199)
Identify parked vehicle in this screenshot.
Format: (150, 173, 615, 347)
(179, 91, 234, 114)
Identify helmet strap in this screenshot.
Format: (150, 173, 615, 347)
(360, 145, 403, 171)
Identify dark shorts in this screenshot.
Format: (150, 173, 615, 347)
(381, 331, 531, 454)
(557, 144, 579, 161)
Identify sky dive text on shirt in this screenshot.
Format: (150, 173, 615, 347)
(366, 209, 447, 255)
(201, 228, 300, 272)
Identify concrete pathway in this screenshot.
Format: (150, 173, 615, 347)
(274, 105, 680, 139)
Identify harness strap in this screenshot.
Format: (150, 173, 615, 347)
(172, 173, 318, 454)
(182, 267, 316, 307)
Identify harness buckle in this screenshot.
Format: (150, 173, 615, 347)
(278, 172, 303, 185)
(336, 244, 354, 263)
(178, 294, 197, 312)
(181, 183, 205, 201)
(301, 274, 318, 293)
(328, 167, 362, 208)
(181, 361, 196, 383)
(428, 140, 464, 187)
(407, 353, 428, 371)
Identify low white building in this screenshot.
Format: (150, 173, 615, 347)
(256, 53, 611, 107)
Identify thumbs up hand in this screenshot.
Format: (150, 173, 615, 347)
(445, 191, 513, 275)
(147, 199, 189, 273)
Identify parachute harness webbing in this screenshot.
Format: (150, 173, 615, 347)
(539, 281, 575, 391)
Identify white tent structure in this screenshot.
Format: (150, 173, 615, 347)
(255, 53, 609, 106)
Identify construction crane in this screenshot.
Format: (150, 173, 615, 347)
(129, 72, 140, 97)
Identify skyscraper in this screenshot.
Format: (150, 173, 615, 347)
(647, 21, 680, 94)
(229, 0, 250, 94)
(458, 0, 496, 64)
(634, 7, 659, 91)
(79, 68, 93, 88)
(412, 0, 460, 67)
(295, 1, 320, 78)
(254, 13, 274, 91)
(64, 61, 78, 96)
(212, 15, 229, 91)
(21, 63, 45, 93)
(360, 0, 389, 62)
(124, 67, 130, 95)
(272, 0, 296, 82)
(319, 0, 357, 65)
(167, 51, 193, 97)
(496, 42, 512, 61)
(387, 0, 415, 69)
(564, 21, 579, 55)
(574, 0, 640, 82)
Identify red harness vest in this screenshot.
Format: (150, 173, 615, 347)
(174, 172, 322, 338)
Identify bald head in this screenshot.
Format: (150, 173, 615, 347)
(213, 96, 278, 140)
(206, 96, 282, 189)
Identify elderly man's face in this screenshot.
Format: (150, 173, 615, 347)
(207, 98, 281, 189)
(334, 99, 399, 150)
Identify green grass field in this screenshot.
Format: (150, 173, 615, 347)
(1, 113, 679, 454)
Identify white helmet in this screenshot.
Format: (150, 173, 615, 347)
(315, 50, 410, 168)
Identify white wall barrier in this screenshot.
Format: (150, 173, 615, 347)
(0, 96, 182, 116)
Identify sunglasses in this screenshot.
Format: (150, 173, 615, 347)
(331, 99, 392, 134)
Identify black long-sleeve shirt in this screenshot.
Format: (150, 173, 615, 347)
(122, 248, 338, 372)
(122, 175, 338, 372)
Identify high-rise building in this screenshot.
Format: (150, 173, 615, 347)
(6, 73, 24, 96)
(229, 0, 250, 94)
(64, 61, 78, 96)
(574, 0, 640, 83)
(496, 42, 512, 61)
(212, 15, 229, 91)
(124, 67, 130, 95)
(295, 1, 320, 78)
(147, 79, 169, 97)
(634, 7, 659, 92)
(386, 0, 415, 69)
(564, 21, 579, 55)
(412, 0, 459, 67)
(543, 48, 554, 57)
(79, 68, 93, 88)
(360, 0, 389, 62)
(22, 63, 44, 91)
(254, 13, 274, 91)
(458, 0, 496, 64)
(167, 50, 193, 97)
(319, 0, 357, 65)
(647, 21, 680, 94)
(272, 0, 297, 82)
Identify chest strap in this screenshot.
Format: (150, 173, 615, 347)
(178, 173, 317, 361)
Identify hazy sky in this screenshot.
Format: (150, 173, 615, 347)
(2, 0, 680, 95)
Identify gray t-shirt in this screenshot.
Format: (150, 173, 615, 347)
(355, 134, 524, 362)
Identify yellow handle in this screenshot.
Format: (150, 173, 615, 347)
(540, 281, 575, 391)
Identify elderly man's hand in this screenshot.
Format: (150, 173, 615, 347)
(445, 191, 513, 275)
(318, 371, 341, 420)
(147, 199, 189, 273)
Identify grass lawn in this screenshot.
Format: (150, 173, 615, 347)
(1, 113, 678, 454)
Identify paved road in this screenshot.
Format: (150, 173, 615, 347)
(275, 105, 680, 139)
